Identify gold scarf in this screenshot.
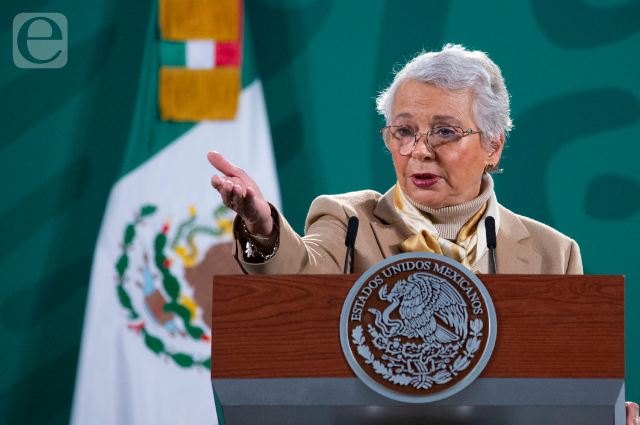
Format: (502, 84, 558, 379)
(394, 185, 487, 273)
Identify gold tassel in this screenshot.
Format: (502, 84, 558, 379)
(159, 67, 240, 121)
(159, 0, 238, 42)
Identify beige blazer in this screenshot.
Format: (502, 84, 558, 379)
(232, 186, 583, 275)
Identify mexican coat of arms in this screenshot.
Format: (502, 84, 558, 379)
(340, 252, 496, 403)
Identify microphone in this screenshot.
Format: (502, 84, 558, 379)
(485, 216, 497, 274)
(343, 216, 359, 274)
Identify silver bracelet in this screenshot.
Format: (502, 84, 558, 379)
(242, 207, 279, 261)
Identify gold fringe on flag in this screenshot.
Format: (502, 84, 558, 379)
(159, 68, 240, 121)
(159, 0, 238, 42)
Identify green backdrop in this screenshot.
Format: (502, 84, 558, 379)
(1, 0, 639, 424)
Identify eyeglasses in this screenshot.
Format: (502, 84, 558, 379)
(381, 125, 482, 155)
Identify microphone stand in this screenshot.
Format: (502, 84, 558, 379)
(485, 216, 498, 274)
(343, 217, 359, 274)
(343, 245, 353, 274)
(489, 247, 497, 275)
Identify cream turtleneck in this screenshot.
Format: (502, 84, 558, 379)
(404, 174, 494, 241)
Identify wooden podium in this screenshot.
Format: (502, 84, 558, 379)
(211, 275, 625, 425)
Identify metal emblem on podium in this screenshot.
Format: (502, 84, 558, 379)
(340, 252, 497, 403)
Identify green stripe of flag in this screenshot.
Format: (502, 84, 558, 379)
(159, 41, 186, 67)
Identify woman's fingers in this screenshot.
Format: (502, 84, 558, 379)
(218, 180, 235, 209)
(212, 175, 243, 195)
(231, 184, 246, 210)
(208, 151, 251, 182)
(211, 174, 223, 190)
(208, 151, 264, 198)
(212, 176, 253, 214)
(626, 402, 639, 425)
(246, 186, 256, 200)
(207, 151, 239, 177)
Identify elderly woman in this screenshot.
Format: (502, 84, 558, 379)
(208, 44, 581, 275)
(210, 44, 639, 422)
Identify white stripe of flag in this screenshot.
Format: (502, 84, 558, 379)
(186, 40, 216, 70)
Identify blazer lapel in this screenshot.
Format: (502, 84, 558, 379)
(371, 187, 413, 259)
(496, 205, 542, 274)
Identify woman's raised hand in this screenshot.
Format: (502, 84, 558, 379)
(207, 151, 273, 237)
(627, 402, 640, 425)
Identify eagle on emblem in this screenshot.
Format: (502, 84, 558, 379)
(369, 272, 468, 344)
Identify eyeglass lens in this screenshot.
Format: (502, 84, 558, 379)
(383, 126, 464, 154)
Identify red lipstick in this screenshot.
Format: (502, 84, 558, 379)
(411, 173, 441, 188)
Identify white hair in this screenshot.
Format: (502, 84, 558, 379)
(376, 44, 513, 150)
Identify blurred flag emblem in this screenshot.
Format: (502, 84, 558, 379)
(71, 0, 281, 424)
(114, 203, 236, 368)
(158, 0, 242, 121)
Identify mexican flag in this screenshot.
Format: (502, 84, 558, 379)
(70, 1, 279, 424)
